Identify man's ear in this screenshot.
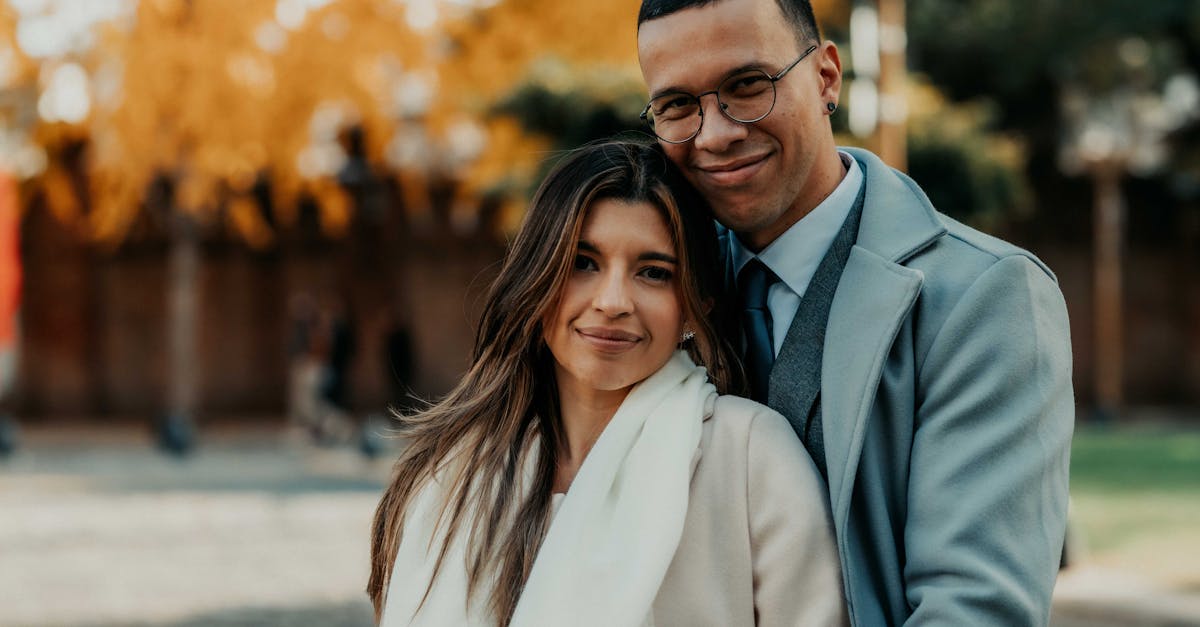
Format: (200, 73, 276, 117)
(817, 41, 843, 106)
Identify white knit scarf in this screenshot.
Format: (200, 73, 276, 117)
(381, 350, 716, 627)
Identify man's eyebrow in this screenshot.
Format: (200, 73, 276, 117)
(648, 63, 769, 100)
(648, 85, 692, 100)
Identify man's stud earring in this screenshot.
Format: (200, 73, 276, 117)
(826, 102, 837, 114)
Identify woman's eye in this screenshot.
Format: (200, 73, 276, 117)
(640, 266, 674, 283)
(573, 255, 598, 272)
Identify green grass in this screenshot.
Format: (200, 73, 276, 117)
(1068, 425, 1200, 587)
(1070, 426, 1200, 493)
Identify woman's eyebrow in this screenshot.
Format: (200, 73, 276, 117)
(578, 241, 676, 264)
(638, 252, 678, 264)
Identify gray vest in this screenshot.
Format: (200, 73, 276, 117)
(767, 184, 866, 481)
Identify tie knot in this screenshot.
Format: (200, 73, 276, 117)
(738, 258, 777, 310)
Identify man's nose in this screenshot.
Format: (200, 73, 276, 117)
(693, 93, 748, 153)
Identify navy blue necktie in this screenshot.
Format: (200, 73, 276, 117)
(739, 259, 778, 403)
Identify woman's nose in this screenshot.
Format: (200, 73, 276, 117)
(593, 271, 634, 316)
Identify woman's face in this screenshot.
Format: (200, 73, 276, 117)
(543, 198, 686, 396)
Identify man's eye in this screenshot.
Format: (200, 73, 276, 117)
(723, 73, 771, 97)
(653, 96, 698, 120)
(573, 255, 597, 272)
(660, 96, 691, 110)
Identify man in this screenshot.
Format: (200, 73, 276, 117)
(636, 1, 1074, 625)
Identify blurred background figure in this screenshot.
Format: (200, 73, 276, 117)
(358, 294, 417, 458)
(319, 293, 356, 422)
(286, 290, 357, 446)
(381, 295, 416, 417)
(286, 290, 322, 434)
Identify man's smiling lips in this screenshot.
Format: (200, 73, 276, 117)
(693, 153, 771, 187)
(576, 327, 642, 353)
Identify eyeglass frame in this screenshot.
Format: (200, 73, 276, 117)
(639, 44, 820, 144)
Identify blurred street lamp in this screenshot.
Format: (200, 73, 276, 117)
(1059, 56, 1200, 421)
(849, 0, 907, 171)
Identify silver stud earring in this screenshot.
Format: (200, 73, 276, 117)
(680, 329, 696, 342)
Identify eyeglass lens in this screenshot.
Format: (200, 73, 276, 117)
(646, 69, 778, 143)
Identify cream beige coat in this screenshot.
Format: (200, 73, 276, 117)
(650, 395, 848, 627)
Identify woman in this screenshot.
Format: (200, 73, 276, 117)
(368, 141, 845, 626)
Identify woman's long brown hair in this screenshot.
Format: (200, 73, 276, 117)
(367, 140, 743, 625)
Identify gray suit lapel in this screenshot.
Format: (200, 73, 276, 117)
(768, 184, 865, 478)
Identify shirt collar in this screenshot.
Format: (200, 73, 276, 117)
(730, 151, 863, 297)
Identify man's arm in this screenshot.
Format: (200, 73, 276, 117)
(904, 254, 1074, 625)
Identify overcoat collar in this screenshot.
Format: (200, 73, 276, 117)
(839, 147, 946, 264)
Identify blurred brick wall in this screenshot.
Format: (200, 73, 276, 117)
(14, 209, 502, 420)
(12, 214, 1200, 420)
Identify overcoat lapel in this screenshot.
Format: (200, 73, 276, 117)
(821, 248, 922, 532)
(819, 147, 947, 535)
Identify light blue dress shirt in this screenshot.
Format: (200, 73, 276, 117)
(730, 152, 864, 357)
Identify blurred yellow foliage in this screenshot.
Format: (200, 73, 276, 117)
(17, 0, 850, 246)
(226, 195, 274, 250)
(79, 0, 429, 245)
(439, 0, 641, 102)
(0, 3, 34, 86)
(40, 164, 80, 225)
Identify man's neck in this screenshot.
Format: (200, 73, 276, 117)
(740, 150, 850, 253)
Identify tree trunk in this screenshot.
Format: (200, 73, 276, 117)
(160, 213, 199, 453)
(1092, 165, 1124, 420)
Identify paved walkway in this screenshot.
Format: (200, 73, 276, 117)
(1, 425, 385, 627)
(1053, 567, 1200, 627)
(1, 424, 1198, 626)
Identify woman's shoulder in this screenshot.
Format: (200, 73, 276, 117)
(705, 396, 804, 455)
(706, 395, 822, 483)
(708, 394, 792, 437)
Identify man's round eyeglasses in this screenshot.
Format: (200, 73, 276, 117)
(640, 45, 819, 144)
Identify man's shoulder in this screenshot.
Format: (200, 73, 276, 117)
(898, 209, 1069, 370)
(926, 212, 1057, 285)
(844, 146, 1056, 287)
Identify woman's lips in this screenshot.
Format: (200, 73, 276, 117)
(576, 327, 642, 353)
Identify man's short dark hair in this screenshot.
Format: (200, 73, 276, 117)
(637, 0, 821, 45)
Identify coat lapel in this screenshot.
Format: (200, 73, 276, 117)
(820, 148, 946, 533)
(821, 248, 922, 531)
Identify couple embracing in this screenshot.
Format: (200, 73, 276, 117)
(368, 0, 1074, 625)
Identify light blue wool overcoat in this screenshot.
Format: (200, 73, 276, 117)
(747, 147, 1075, 626)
